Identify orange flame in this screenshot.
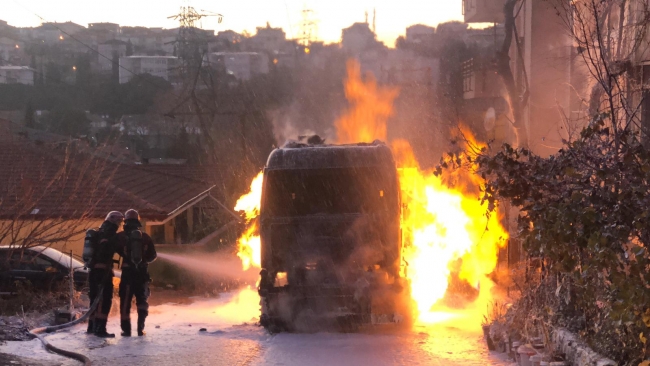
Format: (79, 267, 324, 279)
(335, 61, 508, 324)
(234, 172, 263, 270)
(335, 61, 399, 144)
(233, 60, 509, 327)
(394, 139, 508, 322)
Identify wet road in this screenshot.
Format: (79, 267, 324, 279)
(0, 289, 514, 366)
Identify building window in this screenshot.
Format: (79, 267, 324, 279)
(462, 59, 474, 93)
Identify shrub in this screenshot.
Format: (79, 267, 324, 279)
(445, 120, 650, 364)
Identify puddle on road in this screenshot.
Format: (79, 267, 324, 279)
(0, 289, 511, 366)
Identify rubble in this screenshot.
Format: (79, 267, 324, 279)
(0, 316, 32, 343)
(0, 308, 61, 344)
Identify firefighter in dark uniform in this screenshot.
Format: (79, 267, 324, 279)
(117, 209, 157, 336)
(86, 211, 123, 338)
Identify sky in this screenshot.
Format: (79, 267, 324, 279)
(3, 0, 465, 46)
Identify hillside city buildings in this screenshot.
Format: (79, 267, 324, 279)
(0, 17, 498, 87)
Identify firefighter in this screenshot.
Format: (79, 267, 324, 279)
(87, 211, 123, 338)
(117, 209, 157, 337)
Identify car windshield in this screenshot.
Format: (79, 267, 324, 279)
(264, 167, 397, 217)
(36, 247, 85, 269)
(1, 247, 85, 268)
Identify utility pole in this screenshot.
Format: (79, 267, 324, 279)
(166, 2, 224, 163)
(168, 5, 223, 77)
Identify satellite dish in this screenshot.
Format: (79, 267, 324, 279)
(484, 107, 496, 131)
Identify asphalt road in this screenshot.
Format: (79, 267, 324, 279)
(0, 289, 514, 366)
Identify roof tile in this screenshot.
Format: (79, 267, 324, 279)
(0, 119, 215, 221)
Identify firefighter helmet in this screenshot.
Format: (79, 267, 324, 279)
(105, 211, 125, 225)
(124, 209, 140, 221)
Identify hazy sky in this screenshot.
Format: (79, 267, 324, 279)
(4, 0, 464, 45)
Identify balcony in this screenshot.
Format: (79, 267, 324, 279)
(463, 0, 506, 23)
(462, 57, 503, 100)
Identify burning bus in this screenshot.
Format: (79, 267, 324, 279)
(257, 138, 407, 331)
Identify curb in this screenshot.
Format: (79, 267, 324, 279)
(487, 325, 617, 366)
(551, 329, 616, 366)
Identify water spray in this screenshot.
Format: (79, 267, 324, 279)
(157, 252, 258, 283)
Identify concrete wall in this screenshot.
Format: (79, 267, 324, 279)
(0, 67, 34, 85)
(523, 0, 576, 157)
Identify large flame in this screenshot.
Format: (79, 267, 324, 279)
(335, 61, 399, 144)
(234, 60, 508, 326)
(234, 172, 263, 271)
(334, 61, 508, 323)
(393, 138, 508, 323)
(234, 172, 264, 221)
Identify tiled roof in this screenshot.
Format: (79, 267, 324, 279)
(0, 119, 215, 221)
(136, 163, 235, 203)
(134, 164, 218, 184)
(110, 163, 215, 216)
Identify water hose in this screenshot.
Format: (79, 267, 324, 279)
(28, 287, 104, 366)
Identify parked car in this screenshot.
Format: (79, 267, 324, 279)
(0, 246, 90, 294)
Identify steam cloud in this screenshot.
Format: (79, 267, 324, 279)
(268, 104, 335, 146)
(157, 252, 259, 284)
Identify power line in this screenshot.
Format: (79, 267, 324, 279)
(168, 5, 223, 76)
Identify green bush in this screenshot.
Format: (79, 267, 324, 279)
(446, 119, 650, 364)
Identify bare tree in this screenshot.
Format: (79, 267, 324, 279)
(551, 0, 650, 133)
(0, 140, 116, 252)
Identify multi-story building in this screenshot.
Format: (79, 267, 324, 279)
(0, 37, 26, 66)
(216, 30, 242, 45)
(249, 23, 286, 53)
(118, 55, 179, 84)
(462, 0, 506, 23)
(378, 49, 439, 86)
(209, 30, 243, 53)
(97, 39, 129, 72)
(88, 22, 120, 35)
(206, 52, 269, 80)
(32, 22, 85, 43)
(462, 0, 572, 157)
(119, 27, 213, 56)
(119, 27, 173, 55)
(342, 22, 381, 54)
(0, 66, 35, 85)
(406, 24, 436, 44)
(83, 23, 122, 48)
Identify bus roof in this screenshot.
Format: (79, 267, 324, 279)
(265, 140, 396, 171)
